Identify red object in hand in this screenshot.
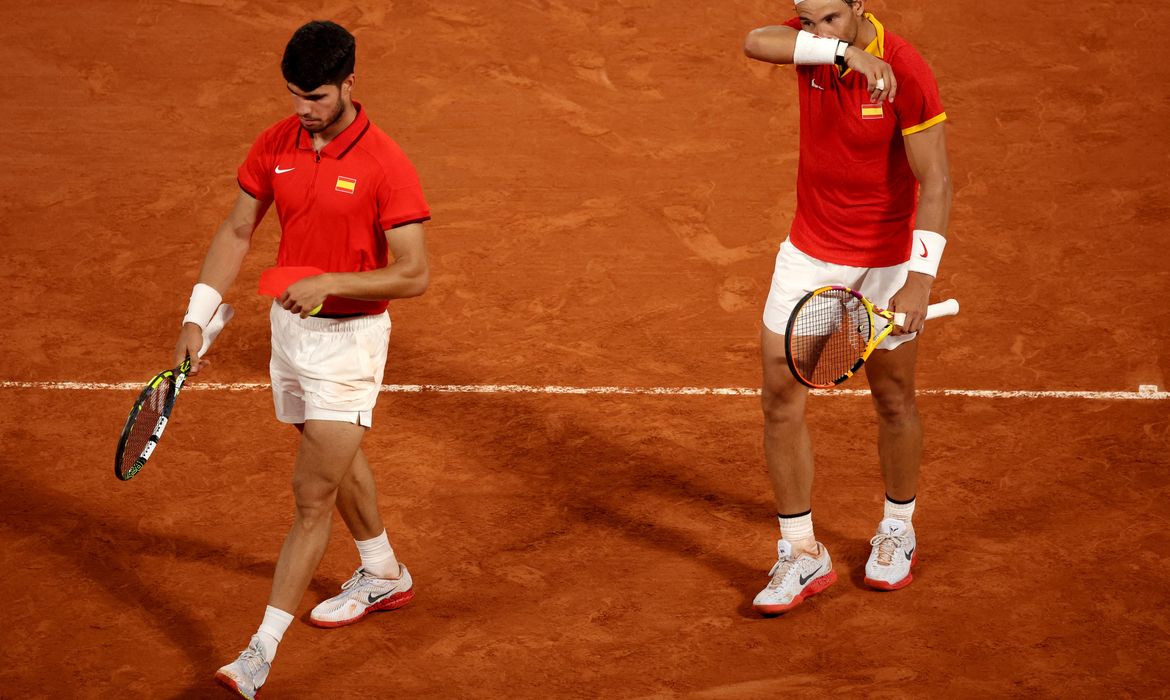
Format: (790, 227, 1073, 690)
(258, 266, 325, 298)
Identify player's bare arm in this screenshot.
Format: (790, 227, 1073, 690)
(281, 222, 429, 316)
(888, 123, 953, 335)
(173, 190, 271, 369)
(743, 25, 800, 64)
(745, 1, 897, 103)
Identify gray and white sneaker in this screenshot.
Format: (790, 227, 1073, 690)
(309, 564, 415, 628)
(753, 539, 837, 615)
(864, 518, 917, 590)
(214, 635, 270, 699)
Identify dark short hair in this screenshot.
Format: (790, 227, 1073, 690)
(281, 21, 355, 91)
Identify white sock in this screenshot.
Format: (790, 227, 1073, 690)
(884, 496, 916, 523)
(355, 530, 400, 579)
(778, 511, 816, 553)
(256, 605, 293, 663)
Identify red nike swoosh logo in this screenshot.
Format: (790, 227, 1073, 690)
(918, 241, 929, 258)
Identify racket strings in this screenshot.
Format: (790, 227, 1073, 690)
(119, 376, 175, 470)
(789, 290, 870, 386)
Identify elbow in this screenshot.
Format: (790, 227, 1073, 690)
(406, 267, 430, 298)
(743, 31, 765, 60)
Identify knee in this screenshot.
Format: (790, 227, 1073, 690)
(291, 476, 339, 525)
(872, 387, 919, 426)
(761, 382, 805, 425)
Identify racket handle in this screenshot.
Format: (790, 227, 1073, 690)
(891, 298, 960, 327)
(199, 303, 235, 357)
(925, 298, 960, 320)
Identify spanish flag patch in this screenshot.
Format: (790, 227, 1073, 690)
(861, 104, 884, 120)
(335, 176, 357, 194)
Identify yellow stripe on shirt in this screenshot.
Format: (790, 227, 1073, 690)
(902, 112, 948, 136)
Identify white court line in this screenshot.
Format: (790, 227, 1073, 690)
(0, 381, 1166, 400)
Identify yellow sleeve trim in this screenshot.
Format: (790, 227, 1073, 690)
(901, 112, 948, 136)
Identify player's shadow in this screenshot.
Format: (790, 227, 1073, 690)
(391, 386, 781, 620)
(0, 470, 338, 689)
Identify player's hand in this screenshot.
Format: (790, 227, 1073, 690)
(844, 46, 897, 104)
(888, 273, 932, 335)
(282, 273, 332, 318)
(173, 322, 210, 374)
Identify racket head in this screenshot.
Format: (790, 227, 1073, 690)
(114, 362, 187, 481)
(784, 285, 875, 389)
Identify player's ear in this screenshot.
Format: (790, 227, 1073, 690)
(342, 73, 356, 95)
(851, 0, 865, 19)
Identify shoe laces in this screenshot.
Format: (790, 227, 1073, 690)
(238, 638, 267, 674)
(340, 568, 373, 591)
(870, 531, 905, 566)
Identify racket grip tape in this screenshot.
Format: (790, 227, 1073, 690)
(892, 298, 960, 328)
(198, 303, 235, 357)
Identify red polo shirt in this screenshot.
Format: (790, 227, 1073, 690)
(783, 14, 946, 267)
(238, 103, 430, 315)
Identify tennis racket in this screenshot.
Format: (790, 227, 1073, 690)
(114, 303, 234, 480)
(259, 265, 326, 316)
(785, 285, 959, 389)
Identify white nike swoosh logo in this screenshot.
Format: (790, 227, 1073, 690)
(275, 166, 295, 174)
(811, 79, 825, 91)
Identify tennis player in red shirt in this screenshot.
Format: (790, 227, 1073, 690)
(170, 21, 430, 696)
(743, 0, 953, 614)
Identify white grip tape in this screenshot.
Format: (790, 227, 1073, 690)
(793, 31, 842, 65)
(198, 303, 234, 357)
(892, 299, 960, 328)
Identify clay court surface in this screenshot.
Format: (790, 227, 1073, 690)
(2, 0, 1169, 697)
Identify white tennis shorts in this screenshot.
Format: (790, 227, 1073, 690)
(762, 239, 917, 351)
(269, 302, 391, 427)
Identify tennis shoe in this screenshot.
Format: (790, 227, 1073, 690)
(309, 564, 414, 628)
(753, 539, 836, 615)
(214, 635, 270, 699)
(865, 518, 917, 590)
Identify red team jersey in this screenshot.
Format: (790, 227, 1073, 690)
(238, 103, 430, 315)
(783, 14, 946, 267)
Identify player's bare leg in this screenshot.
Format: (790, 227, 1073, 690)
(755, 326, 836, 613)
(309, 444, 412, 628)
(865, 340, 922, 501)
(335, 447, 387, 541)
(863, 340, 921, 590)
(761, 328, 814, 522)
(268, 419, 367, 612)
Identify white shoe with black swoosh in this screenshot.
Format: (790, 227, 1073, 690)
(309, 564, 415, 628)
(752, 539, 836, 615)
(214, 635, 270, 699)
(865, 518, 917, 590)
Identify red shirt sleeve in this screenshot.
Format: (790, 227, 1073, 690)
(889, 44, 946, 135)
(375, 151, 430, 230)
(237, 130, 274, 200)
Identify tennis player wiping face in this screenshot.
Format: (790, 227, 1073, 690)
(743, 0, 953, 615)
(170, 20, 430, 697)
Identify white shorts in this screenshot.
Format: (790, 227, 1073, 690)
(762, 239, 917, 351)
(269, 302, 391, 427)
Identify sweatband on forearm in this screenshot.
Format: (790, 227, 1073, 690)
(793, 30, 843, 65)
(182, 283, 222, 329)
(908, 229, 947, 277)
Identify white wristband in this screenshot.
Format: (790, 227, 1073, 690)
(182, 283, 222, 329)
(908, 229, 947, 277)
(793, 31, 842, 65)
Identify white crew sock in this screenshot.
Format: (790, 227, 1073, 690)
(884, 495, 916, 523)
(355, 530, 401, 579)
(256, 605, 294, 663)
(778, 511, 817, 554)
